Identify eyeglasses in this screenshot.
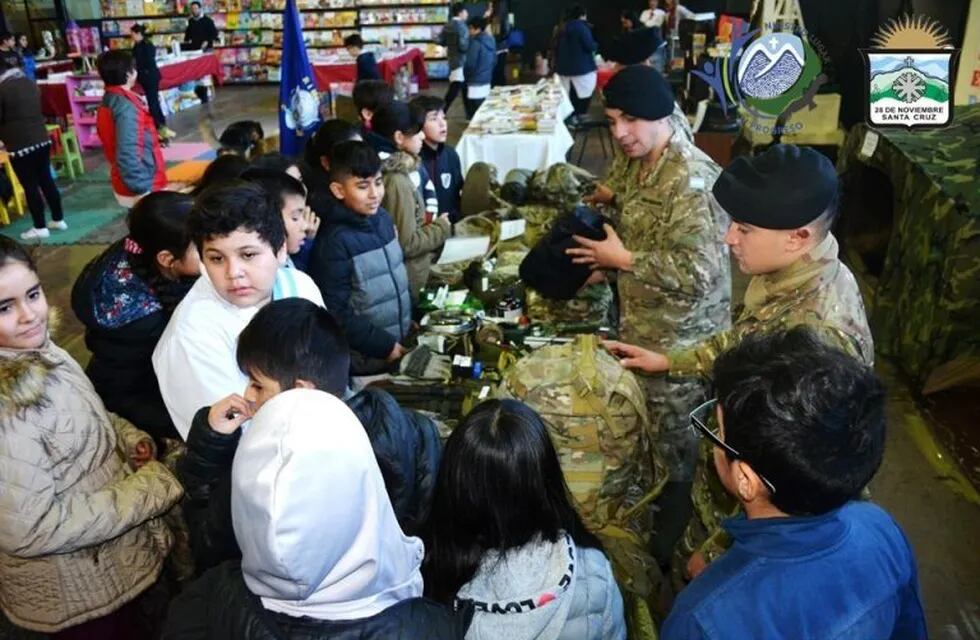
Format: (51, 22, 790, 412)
(689, 398, 777, 495)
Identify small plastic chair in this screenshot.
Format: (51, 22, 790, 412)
(58, 127, 86, 178)
(0, 151, 27, 225)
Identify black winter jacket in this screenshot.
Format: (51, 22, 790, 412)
(162, 560, 470, 640)
(71, 241, 193, 443)
(420, 142, 464, 223)
(178, 389, 442, 570)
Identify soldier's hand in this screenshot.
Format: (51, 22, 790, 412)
(584, 183, 614, 205)
(603, 340, 670, 373)
(686, 551, 708, 580)
(581, 270, 607, 289)
(208, 394, 253, 435)
(567, 225, 633, 271)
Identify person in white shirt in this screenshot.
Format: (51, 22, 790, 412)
(640, 0, 667, 28)
(152, 181, 324, 439)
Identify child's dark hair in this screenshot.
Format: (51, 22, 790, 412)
(409, 94, 445, 117)
(130, 23, 148, 35)
(188, 181, 286, 255)
(218, 127, 255, 157)
(125, 191, 196, 309)
(713, 327, 886, 516)
(451, 2, 465, 17)
(329, 140, 382, 183)
(422, 399, 602, 604)
(343, 33, 364, 48)
(467, 16, 487, 31)
(305, 119, 360, 171)
(0, 235, 37, 272)
(249, 152, 300, 176)
(96, 50, 135, 86)
(191, 154, 249, 195)
(236, 298, 350, 397)
(241, 168, 308, 208)
(352, 79, 394, 114)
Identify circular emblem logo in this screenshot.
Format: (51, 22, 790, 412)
(736, 32, 823, 118)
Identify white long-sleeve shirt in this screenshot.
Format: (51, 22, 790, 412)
(152, 267, 324, 439)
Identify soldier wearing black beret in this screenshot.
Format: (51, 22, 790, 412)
(605, 143, 875, 586)
(566, 63, 732, 568)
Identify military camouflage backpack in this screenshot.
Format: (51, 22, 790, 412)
(527, 163, 597, 212)
(460, 162, 501, 218)
(525, 282, 617, 332)
(496, 335, 665, 638)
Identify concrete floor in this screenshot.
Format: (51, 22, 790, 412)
(6, 84, 979, 638)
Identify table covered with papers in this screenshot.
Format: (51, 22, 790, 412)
(456, 80, 575, 176)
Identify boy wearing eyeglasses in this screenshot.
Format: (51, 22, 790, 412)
(661, 328, 924, 640)
(604, 144, 874, 580)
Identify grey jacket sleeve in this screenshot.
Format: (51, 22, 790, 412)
(112, 99, 153, 194)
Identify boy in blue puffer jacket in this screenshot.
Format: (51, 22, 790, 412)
(463, 16, 496, 118)
(308, 140, 413, 375)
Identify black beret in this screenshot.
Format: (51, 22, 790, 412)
(520, 206, 612, 300)
(713, 144, 839, 229)
(604, 28, 664, 66)
(603, 64, 674, 121)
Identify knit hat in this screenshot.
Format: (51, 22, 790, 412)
(713, 144, 839, 229)
(603, 64, 674, 121)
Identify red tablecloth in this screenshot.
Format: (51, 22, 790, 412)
(38, 53, 223, 118)
(39, 82, 72, 118)
(156, 53, 224, 90)
(313, 47, 429, 91)
(35, 59, 75, 79)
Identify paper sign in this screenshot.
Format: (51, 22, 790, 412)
(437, 236, 491, 265)
(860, 130, 879, 158)
(500, 218, 527, 241)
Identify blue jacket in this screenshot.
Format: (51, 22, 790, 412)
(555, 19, 597, 76)
(464, 31, 496, 86)
(662, 501, 927, 640)
(420, 142, 463, 222)
(356, 51, 381, 82)
(308, 202, 412, 360)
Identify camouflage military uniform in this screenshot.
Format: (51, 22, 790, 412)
(610, 123, 732, 481)
(670, 232, 874, 583)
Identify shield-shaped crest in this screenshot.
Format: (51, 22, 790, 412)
(441, 172, 452, 190)
(863, 49, 959, 129)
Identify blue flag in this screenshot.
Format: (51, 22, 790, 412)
(279, 0, 320, 156)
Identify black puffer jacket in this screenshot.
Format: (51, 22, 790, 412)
(178, 389, 442, 571)
(71, 240, 194, 444)
(347, 387, 442, 535)
(162, 561, 469, 639)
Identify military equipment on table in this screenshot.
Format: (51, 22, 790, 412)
(527, 163, 598, 212)
(460, 162, 501, 218)
(500, 168, 535, 204)
(495, 334, 667, 637)
(525, 282, 616, 332)
(454, 213, 500, 258)
(520, 206, 613, 300)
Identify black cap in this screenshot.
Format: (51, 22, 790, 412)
(603, 64, 674, 121)
(713, 144, 839, 229)
(604, 28, 663, 66)
(372, 101, 425, 140)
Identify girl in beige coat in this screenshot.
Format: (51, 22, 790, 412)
(0, 236, 183, 636)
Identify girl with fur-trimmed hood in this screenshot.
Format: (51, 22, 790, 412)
(0, 236, 183, 635)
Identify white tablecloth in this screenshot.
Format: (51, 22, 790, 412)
(457, 87, 575, 176)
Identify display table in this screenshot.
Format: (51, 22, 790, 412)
(456, 82, 575, 176)
(38, 53, 223, 120)
(837, 104, 980, 393)
(312, 47, 428, 90)
(35, 59, 75, 79)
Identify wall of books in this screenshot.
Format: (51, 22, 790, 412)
(94, 0, 449, 83)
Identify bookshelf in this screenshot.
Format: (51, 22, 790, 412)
(93, 0, 450, 84)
